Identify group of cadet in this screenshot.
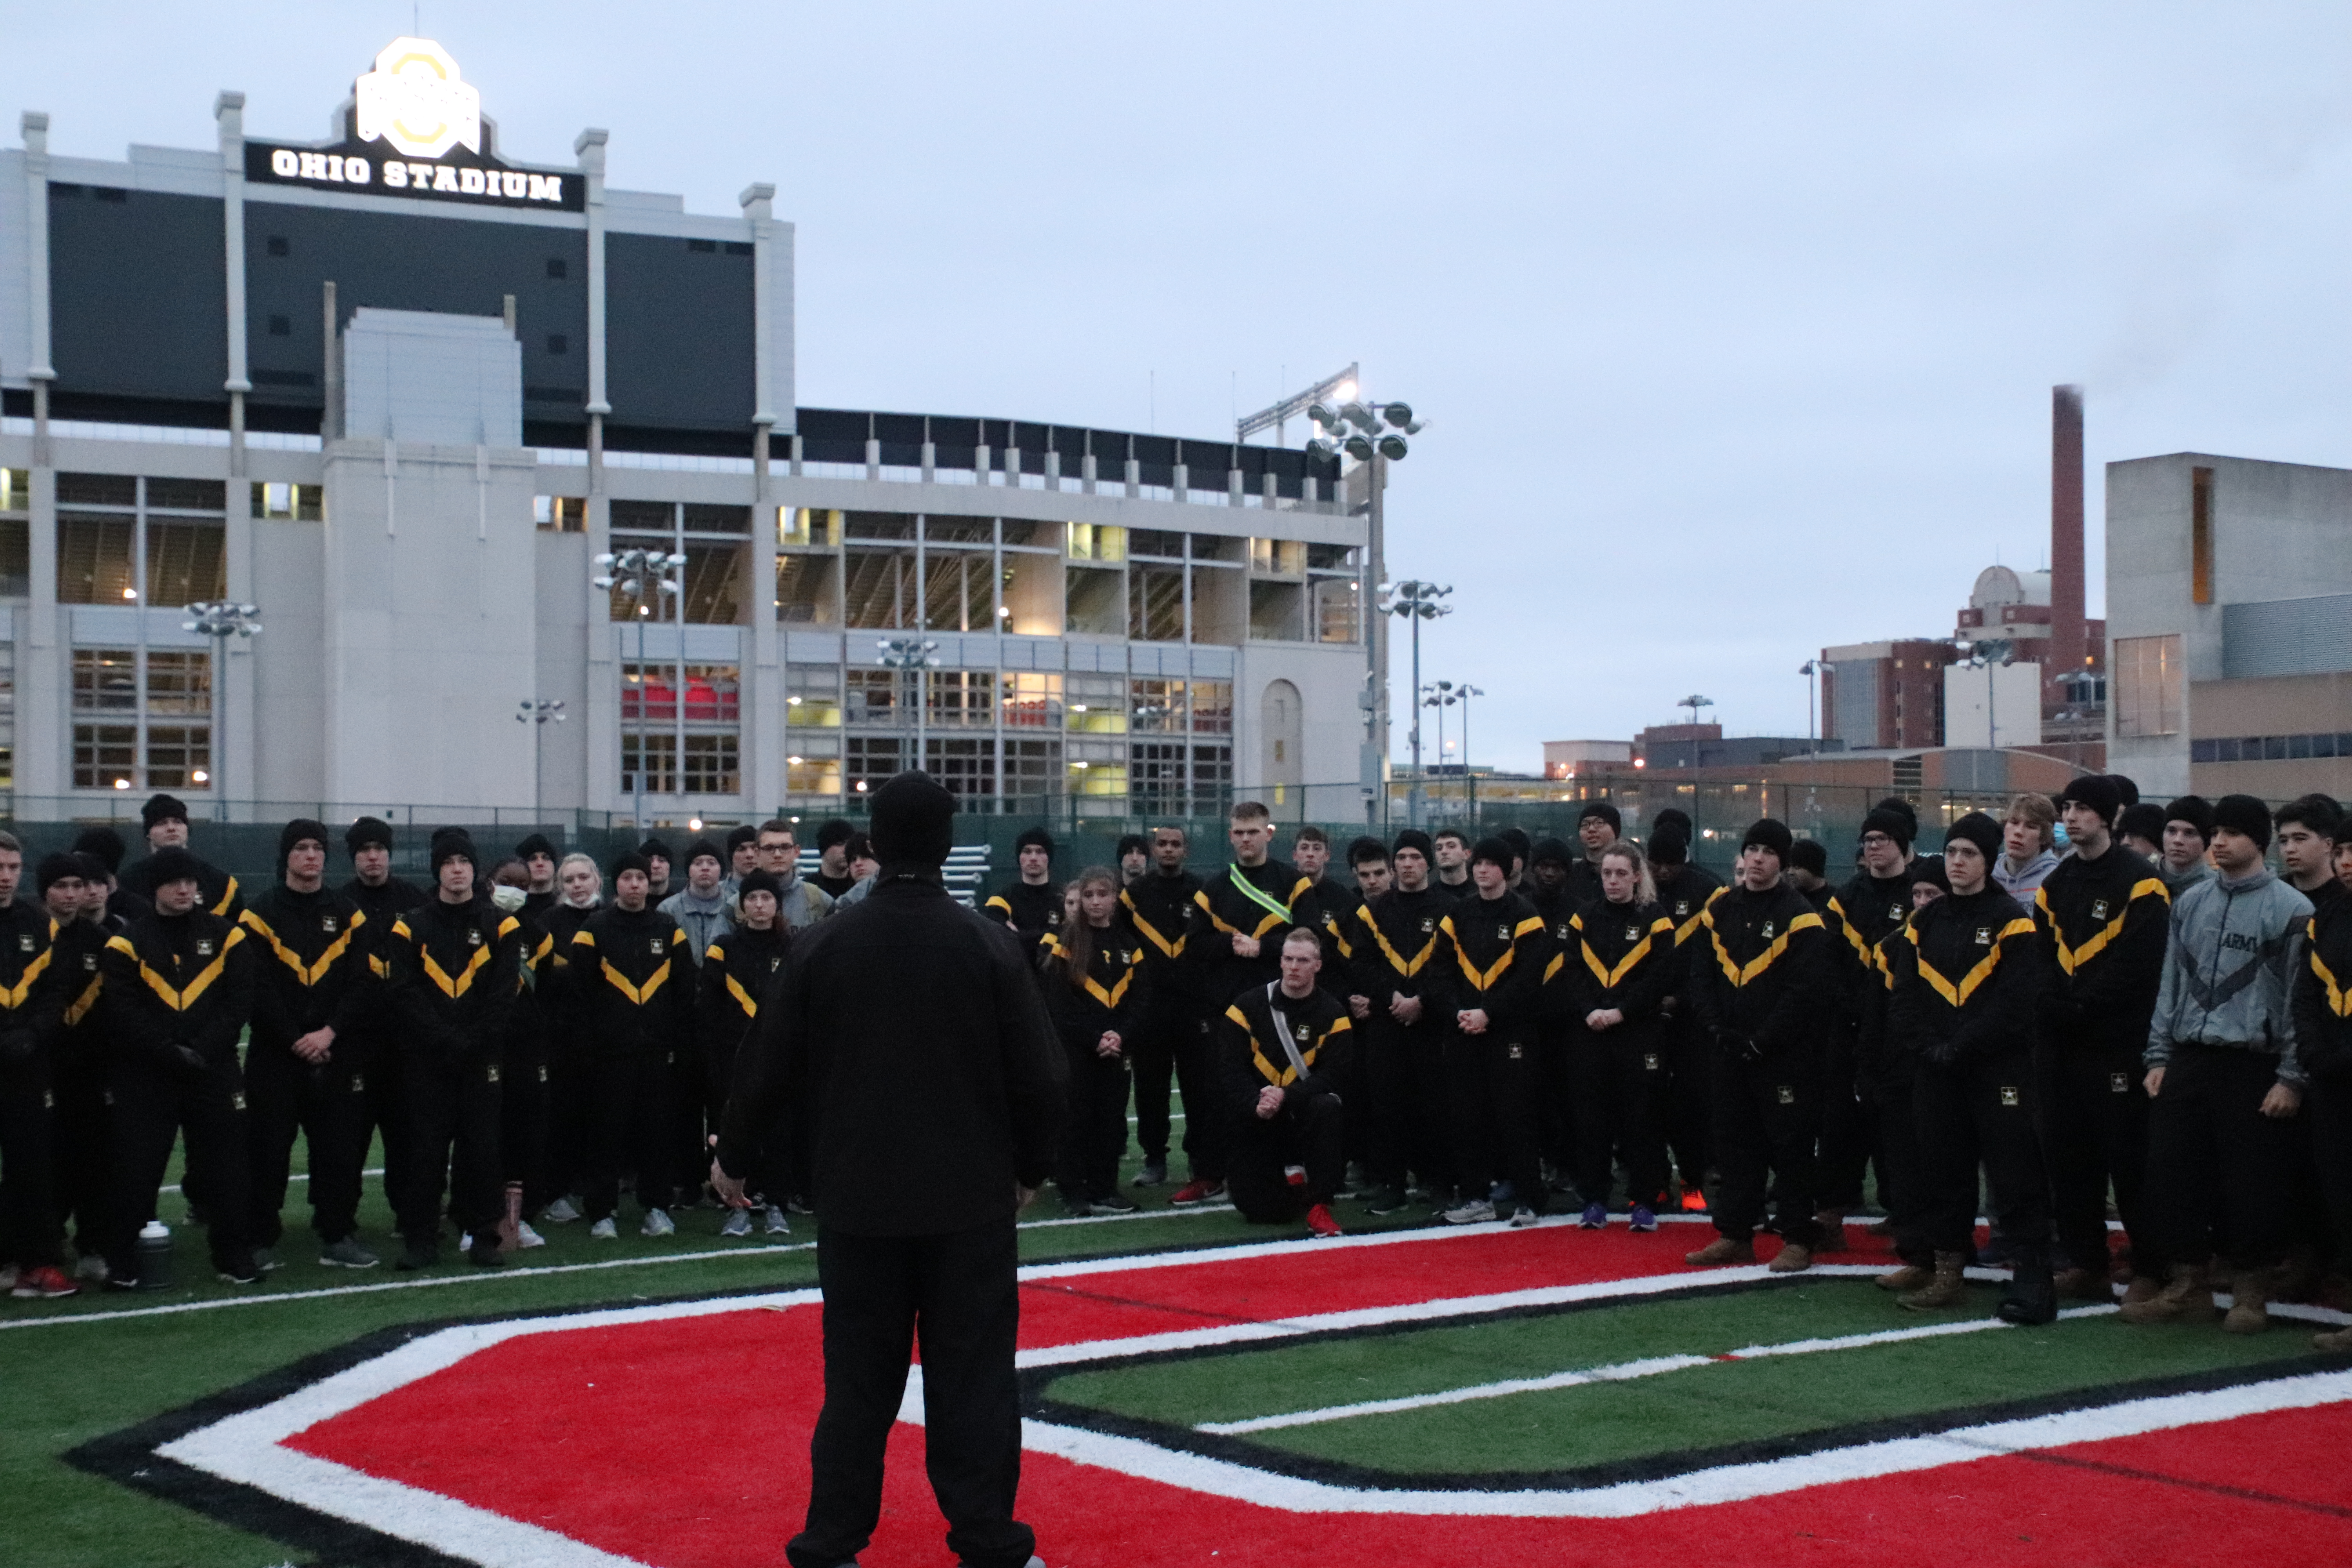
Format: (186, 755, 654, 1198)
(0, 794, 880, 1297)
(989, 779, 2352, 1345)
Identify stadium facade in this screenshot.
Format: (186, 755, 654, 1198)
(0, 39, 1376, 826)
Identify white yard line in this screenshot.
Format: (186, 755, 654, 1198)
(1199, 1305, 2120, 1434)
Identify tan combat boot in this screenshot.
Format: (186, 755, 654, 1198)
(2118, 1261, 2219, 1325)
(1876, 1261, 1932, 1292)
(1812, 1209, 1849, 1254)
(1898, 1251, 1969, 1311)
(2223, 1268, 2271, 1335)
(1769, 1241, 1814, 1274)
(1685, 1234, 1755, 1268)
(2312, 1322, 2352, 1353)
(2119, 1274, 2164, 1309)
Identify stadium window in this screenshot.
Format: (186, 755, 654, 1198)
(532, 495, 584, 532)
(252, 482, 324, 521)
(2113, 634, 2182, 738)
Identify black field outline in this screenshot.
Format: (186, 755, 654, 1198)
(1024, 1274, 2352, 1495)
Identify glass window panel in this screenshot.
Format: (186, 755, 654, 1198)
(922, 736, 994, 799)
(1190, 682, 1233, 734)
(844, 511, 916, 540)
(610, 499, 674, 531)
(1249, 580, 1303, 641)
(1066, 566, 1123, 636)
(926, 670, 994, 727)
(57, 514, 134, 604)
(1313, 577, 1361, 644)
(681, 733, 740, 794)
(1129, 679, 1185, 733)
(779, 507, 841, 547)
(845, 668, 902, 725)
(680, 664, 740, 727)
(2113, 634, 2182, 738)
(923, 517, 993, 545)
(0, 468, 25, 512)
(775, 552, 838, 626)
(71, 723, 138, 790)
(72, 648, 138, 712)
(144, 724, 211, 790)
(145, 650, 212, 716)
(845, 735, 906, 796)
(999, 671, 1063, 730)
(683, 504, 751, 535)
(924, 551, 993, 632)
(1067, 673, 1126, 733)
(1000, 555, 1058, 635)
(786, 664, 842, 726)
(621, 732, 678, 795)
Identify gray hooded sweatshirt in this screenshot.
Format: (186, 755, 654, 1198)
(2146, 866, 2312, 1086)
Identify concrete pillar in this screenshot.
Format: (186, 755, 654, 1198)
(19, 112, 58, 801)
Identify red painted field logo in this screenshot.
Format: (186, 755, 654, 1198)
(75, 1227, 2352, 1567)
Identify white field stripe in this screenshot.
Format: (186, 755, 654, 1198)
(160, 1167, 387, 1196)
(1020, 1369, 2352, 1517)
(0, 1198, 1236, 1332)
(1199, 1305, 2120, 1434)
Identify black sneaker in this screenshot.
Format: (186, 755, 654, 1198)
(396, 1241, 440, 1271)
(215, 1251, 263, 1285)
(1089, 1192, 1139, 1215)
(1363, 1187, 1411, 1216)
(466, 1241, 506, 1269)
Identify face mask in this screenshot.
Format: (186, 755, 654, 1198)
(2051, 823, 2071, 850)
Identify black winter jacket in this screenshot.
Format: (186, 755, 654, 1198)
(1884, 887, 2040, 1065)
(1689, 879, 1827, 1059)
(102, 907, 252, 1076)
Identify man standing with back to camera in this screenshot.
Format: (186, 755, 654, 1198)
(715, 771, 1065, 1568)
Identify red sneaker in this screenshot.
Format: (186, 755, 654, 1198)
(9, 1265, 78, 1300)
(1169, 1179, 1226, 1206)
(1306, 1203, 1342, 1239)
(1679, 1188, 1710, 1213)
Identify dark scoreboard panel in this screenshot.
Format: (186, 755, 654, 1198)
(42, 180, 757, 449)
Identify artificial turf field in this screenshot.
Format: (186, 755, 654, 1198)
(7, 1130, 2352, 1568)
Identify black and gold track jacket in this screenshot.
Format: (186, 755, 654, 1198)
(2034, 842, 2169, 1051)
(983, 879, 1064, 949)
(51, 915, 111, 1074)
(2293, 897, 2352, 1084)
(1435, 889, 1547, 1042)
(1217, 978, 1351, 1121)
(1560, 897, 1677, 1031)
(1830, 868, 1917, 1062)
(239, 883, 370, 1060)
(1884, 887, 2040, 1065)
(570, 903, 693, 1056)
(1350, 885, 1459, 1024)
(1690, 879, 1827, 1058)
(1120, 867, 1201, 1026)
(699, 920, 789, 1099)
(0, 898, 60, 1069)
(101, 906, 252, 1076)
(122, 851, 241, 918)
(1191, 858, 1324, 1017)
(388, 895, 522, 1065)
(1042, 920, 1152, 1056)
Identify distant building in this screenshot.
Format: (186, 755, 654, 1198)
(1636, 723, 1842, 771)
(1541, 738, 1633, 779)
(2107, 451, 2352, 799)
(1819, 641, 1955, 751)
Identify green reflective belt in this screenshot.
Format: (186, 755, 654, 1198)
(1229, 866, 1294, 926)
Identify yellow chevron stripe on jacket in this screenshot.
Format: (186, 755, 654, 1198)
(1119, 890, 1187, 960)
(2312, 931, 2352, 1018)
(2036, 877, 2169, 975)
(1358, 904, 1441, 980)
(1674, 885, 1729, 947)
(1442, 913, 1545, 993)
(1043, 933, 1142, 1011)
(63, 973, 102, 1027)
(0, 941, 53, 1009)
(1195, 887, 1292, 941)
(1227, 1002, 1349, 1088)
(1704, 908, 1823, 988)
(1575, 912, 1675, 990)
(1827, 896, 1870, 962)
(725, 971, 759, 1018)
(239, 908, 365, 987)
(1908, 916, 2035, 1007)
(211, 876, 239, 917)
(107, 927, 243, 1011)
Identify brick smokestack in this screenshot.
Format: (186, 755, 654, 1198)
(2048, 384, 2086, 715)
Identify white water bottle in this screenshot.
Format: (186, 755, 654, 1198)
(136, 1220, 172, 1291)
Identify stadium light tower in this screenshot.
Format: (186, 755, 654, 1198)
(1309, 393, 1427, 811)
(593, 547, 686, 828)
(182, 601, 261, 820)
(1456, 683, 1486, 820)
(516, 698, 566, 818)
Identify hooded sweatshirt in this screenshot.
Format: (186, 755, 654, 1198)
(658, 882, 735, 965)
(1993, 846, 2062, 900)
(2145, 866, 2311, 1086)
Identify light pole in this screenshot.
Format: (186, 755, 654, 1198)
(516, 698, 566, 820)
(1305, 393, 1425, 822)
(1422, 681, 1458, 821)
(877, 637, 942, 780)
(1456, 683, 1486, 822)
(1386, 580, 1451, 825)
(182, 601, 261, 822)
(592, 548, 686, 829)
(1956, 638, 2016, 751)
(1798, 660, 1823, 752)
(1675, 694, 1714, 770)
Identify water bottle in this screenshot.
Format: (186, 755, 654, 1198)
(136, 1220, 172, 1291)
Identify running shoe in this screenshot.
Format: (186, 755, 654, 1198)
(1307, 1203, 1343, 1239)
(1628, 1203, 1659, 1233)
(1579, 1202, 1608, 1229)
(1441, 1198, 1497, 1225)
(641, 1207, 677, 1238)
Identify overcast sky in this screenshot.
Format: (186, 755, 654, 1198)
(8, 4, 2350, 775)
